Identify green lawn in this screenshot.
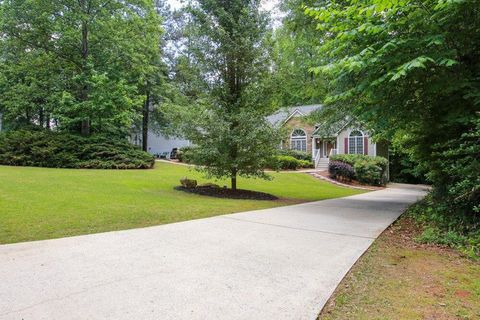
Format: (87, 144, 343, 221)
(0, 161, 364, 244)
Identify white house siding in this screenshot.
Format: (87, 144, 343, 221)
(337, 127, 376, 157)
(146, 131, 190, 155)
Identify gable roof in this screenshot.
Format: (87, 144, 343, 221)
(267, 104, 322, 125)
(312, 119, 350, 138)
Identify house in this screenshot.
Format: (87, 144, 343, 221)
(142, 104, 387, 169)
(267, 105, 388, 170)
(131, 131, 190, 157)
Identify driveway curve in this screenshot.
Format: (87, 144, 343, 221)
(0, 184, 427, 320)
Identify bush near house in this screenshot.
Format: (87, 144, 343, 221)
(328, 161, 355, 182)
(330, 154, 388, 186)
(278, 149, 311, 161)
(0, 129, 154, 169)
(269, 155, 313, 170)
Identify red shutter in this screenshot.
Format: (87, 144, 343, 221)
(364, 137, 368, 155)
(344, 138, 348, 154)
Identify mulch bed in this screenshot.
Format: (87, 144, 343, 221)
(174, 186, 278, 200)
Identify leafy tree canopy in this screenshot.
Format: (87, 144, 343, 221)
(167, 0, 281, 190)
(0, 0, 163, 136)
(305, 0, 479, 215)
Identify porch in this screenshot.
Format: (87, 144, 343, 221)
(312, 137, 337, 170)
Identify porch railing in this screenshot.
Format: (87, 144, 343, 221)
(314, 149, 321, 168)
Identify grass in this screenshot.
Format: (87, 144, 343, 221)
(0, 161, 364, 244)
(318, 217, 480, 320)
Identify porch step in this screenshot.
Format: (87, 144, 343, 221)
(315, 158, 330, 170)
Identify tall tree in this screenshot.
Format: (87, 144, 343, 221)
(0, 0, 163, 136)
(170, 0, 279, 190)
(268, 0, 327, 107)
(306, 1, 479, 215)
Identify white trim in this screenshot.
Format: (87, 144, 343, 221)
(283, 109, 305, 124)
(348, 129, 364, 154)
(311, 137, 315, 160)
(290, 128, 307, 152)
(335, 120, 352, 136)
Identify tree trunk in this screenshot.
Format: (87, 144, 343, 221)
(142, 92, 150, 152)
(38, 108, 44, 128)
(231, 168, 237, 191)
(81, 119, 90, 136)
(80, 2, 90, 136)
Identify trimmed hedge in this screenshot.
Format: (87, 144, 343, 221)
(0, 130, 154, 169)
(278, 149, 311, 161)
(330, 154, 388, 186)
(269, 155, 313, 170)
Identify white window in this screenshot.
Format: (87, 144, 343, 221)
(349, 130, 364, 154)
(290, 128, 307, 152)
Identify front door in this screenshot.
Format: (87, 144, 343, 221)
(326, 141, 335, 158)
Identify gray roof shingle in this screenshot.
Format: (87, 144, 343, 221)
(267, 104, 322, 125)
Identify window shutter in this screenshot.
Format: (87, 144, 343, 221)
(364, 137, 368, 155)
(344, 138, 348, 154)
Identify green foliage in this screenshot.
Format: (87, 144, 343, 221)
(331, 154, 388, 169)
(389, 147, 428, 184)
(353, 160, 382, 186)
(266, 0, 327, 108)
(306, 0, 479, 228)
(270, 155, 313, 170)
(298, 159, 313, 168)
(0, 0, 163, 135)
(0, 130, 154, 169)
(330, 154, 388, 186)
(278, 149, 312, 161)
(167, 0, 279, 190)
(176, 146, 198, 164)
(180, 177, 197, 189)
(408, 196, 480, 259)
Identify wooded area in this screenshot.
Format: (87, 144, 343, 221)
(0, 0, 478, 254)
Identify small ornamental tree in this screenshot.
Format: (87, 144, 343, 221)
(171, 0, 280, 190)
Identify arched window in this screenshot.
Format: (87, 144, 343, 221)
(349, 130, 364, 154)
(290, 128, 307, 152)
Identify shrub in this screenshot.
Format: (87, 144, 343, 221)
(330, 154, 388, 186)
(268, 155, 313, 170)
(176, 146, 197, 163)
(298, 159, 314, 168)
(329, 154, 364, 166)
(278, 149, 311, 161)
(407, 196, 480, 259)
(276, 155, 300, 170)
(180, 177, 197, 188)
(329, 160, 355, 181)
(354, 160, 383, 185)
(0, 129, 154, 169)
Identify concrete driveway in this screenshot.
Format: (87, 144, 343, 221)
(0, 184, 426, 320)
